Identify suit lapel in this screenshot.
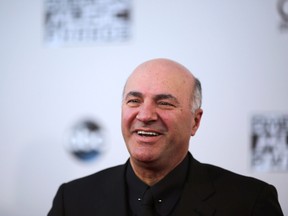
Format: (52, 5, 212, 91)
(173, 154, 216, 216)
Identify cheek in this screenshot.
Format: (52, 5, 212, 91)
(121, 108, 137, 128)
(162, 110, 191, 126)
(171, 112, 194, 132)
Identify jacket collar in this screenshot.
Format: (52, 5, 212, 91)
(173, 153, 216, 216)
(102, 153, 216, 216)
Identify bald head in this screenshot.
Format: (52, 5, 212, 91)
(123, 58, 202, 112)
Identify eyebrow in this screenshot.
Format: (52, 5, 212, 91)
(124, 91, 179, 104)
(124, 91, 143, 100)
(154, 94, 179, 104)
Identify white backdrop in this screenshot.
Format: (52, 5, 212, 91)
(0, 0, 287, 215)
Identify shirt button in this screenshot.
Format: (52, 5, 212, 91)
(158, 199, 162, 203)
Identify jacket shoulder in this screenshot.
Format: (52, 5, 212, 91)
(65, 164, 126, 189)
(48, 164, 129, 216)
(202, 162, 269, 189)
(188, 157, 283, 215)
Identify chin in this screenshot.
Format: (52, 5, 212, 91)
(132, 150, 156, 163)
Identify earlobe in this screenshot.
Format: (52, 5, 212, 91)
(191, 109, 203, 136)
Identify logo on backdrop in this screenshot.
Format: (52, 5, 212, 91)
(66, 119, 106, 162)
(251, 113, 288, 172)
(277, 0, 288, 31)
(44, 0, 131, 47)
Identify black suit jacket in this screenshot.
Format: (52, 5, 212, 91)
(48, 153, 283, 216)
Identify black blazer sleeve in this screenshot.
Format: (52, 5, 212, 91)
(252, 183, 283, 215)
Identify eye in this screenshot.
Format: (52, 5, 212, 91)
(126, 98, 141, 106)
(127, 99, 140, 103)
(158, 101, 176, 107)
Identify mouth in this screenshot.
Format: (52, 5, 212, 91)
(136, 130, 160, 137)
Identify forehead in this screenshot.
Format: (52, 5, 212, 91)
(124, 60, 194, 97)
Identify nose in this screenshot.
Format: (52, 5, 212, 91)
(136, 102, 157, 122)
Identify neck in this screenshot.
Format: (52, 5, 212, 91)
(129, 155, 186, 186)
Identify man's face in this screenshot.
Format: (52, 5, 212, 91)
(121, 59, 202, 169)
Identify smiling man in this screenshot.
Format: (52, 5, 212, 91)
(121, 59, 202, 187)
(48, 58, 283, 216)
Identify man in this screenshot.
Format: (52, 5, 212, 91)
(48, 58, 283, 215)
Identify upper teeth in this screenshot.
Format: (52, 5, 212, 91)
(137, 131, 159, 136)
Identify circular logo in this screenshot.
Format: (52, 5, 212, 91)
(66, 119, 106, 162)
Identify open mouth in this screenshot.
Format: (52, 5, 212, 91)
(137, 131, 160, 137)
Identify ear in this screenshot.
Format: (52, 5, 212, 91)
(191, 109, 203, 136)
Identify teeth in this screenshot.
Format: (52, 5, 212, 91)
(137, 131, 159, 136)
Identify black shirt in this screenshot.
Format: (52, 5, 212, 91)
(126, 155, 189, 216)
